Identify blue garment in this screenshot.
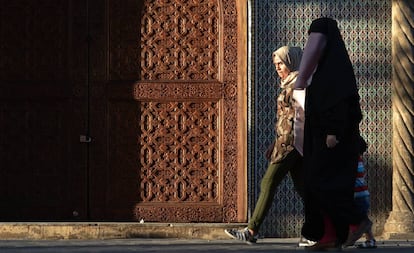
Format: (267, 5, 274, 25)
(354, 157, 370, 199)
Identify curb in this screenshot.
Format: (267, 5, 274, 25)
(0, 222, 247, 240)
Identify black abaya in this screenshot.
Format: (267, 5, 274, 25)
(301, 18, 365, 244)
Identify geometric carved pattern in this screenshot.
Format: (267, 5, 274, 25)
(133, 82, 223, 100)
(140, 0, 219, 80)
(220, 0, 240, 223)
(134, 0, 241, 222)
(0, 0, 242, 222)
(139, 101, 220, 203)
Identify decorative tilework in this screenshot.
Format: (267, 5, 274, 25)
(249, 0, 392, 237)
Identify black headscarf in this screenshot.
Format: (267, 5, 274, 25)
(307, 17, 360, 114)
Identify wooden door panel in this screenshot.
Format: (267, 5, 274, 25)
(88, 0, 246, 222)
(0, 1, 88, 220)
(0, 0, 246, 222)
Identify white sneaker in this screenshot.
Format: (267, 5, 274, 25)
(298, 236, 317, 247)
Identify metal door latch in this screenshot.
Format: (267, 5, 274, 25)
(80, 135, 92, 143)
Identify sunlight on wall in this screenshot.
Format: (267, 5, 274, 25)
(249, 0, 392, 237)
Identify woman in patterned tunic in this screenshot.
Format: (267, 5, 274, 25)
(225, 46, 307, 244)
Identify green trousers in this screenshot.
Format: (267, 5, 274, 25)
(248, 149, 304, 232)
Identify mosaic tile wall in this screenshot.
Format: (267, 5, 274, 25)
(249, 0, 392, 237)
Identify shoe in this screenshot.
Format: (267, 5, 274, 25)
(298, 236, 317, 247)
(343, 219, 373, 247)
(357, 239, 377, 249)
(305, 241, 342, 251)
(224, 227, 257, 245)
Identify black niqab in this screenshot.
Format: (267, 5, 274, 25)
(306, 17, 359, 114)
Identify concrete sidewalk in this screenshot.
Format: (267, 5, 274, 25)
(0, 238, 414, 252)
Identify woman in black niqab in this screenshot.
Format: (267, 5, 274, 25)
(294, 17, 365, 247)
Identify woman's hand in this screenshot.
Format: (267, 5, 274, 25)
(326, 135, 339, 148)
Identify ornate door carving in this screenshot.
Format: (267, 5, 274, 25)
(0, 0, 246, 222)
(88, 0, 247, 222)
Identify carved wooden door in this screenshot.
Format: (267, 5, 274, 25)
(0, 0, 246, 222)
(87, 0, 247, 222)
(0, 0, 89, 220)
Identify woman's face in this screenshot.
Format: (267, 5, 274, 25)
(273, 56, 290, 80)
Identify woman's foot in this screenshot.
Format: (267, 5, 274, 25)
(357, 239, 377, 249)
(344, 218, 373, 247)
(224, 227, 258, 245)
(298, 236, 317, 247)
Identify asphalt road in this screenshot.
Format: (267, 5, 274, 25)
(0, 238, 413, 252)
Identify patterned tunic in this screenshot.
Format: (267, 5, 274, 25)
(270, 71, 299, 164)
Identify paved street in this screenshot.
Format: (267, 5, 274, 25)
(0, 238, 414, 253)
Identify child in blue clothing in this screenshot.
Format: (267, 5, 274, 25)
(346, 136, 376, 248)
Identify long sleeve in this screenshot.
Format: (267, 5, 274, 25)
(322, 101, 347, 138)
(293, 89, 306, 155)
(294, 33, 326, 89)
